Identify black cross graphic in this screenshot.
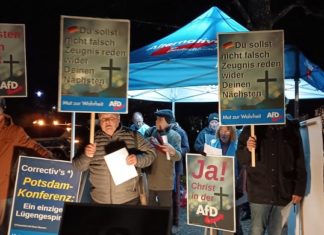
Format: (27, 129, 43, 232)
(214, 187, 229, 210)
(257, 70, 277, 99)
(101, 59, 121, 88)
(3, 54, 20, 78)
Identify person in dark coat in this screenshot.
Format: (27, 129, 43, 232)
(236, 115, 307, 235)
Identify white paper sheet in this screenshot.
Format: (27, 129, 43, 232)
(104, 147, 138, 185)
(281, 201, 294, 227)
(161, 135, 170, 160)
(203, 143, 222, 156)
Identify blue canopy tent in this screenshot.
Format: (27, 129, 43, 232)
(285, 44, 324, 116)
(128, 7, 324, 112)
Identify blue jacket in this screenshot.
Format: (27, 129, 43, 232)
(194, 126, 216, 153)
(211, 139, 238, 176)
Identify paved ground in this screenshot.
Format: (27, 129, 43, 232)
(177, 207, 251, 235)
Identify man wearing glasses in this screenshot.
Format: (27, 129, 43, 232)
(73, 113, 156, 205)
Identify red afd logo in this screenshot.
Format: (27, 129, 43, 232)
(1, 81, 22, 95)
(267, 112, 284, 122)
(151, 41, 215, 56)
(195, 204, 225, 225)
(109, 101, 125, 111)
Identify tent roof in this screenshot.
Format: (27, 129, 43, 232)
(129, 7, 247, 91)
(128, 6, 324, 102)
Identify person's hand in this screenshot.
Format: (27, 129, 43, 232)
(85, 143, 96, 158)
(149, 137, 159, 146)
(246, 136, 256, 152)
(158, 143, 176, 156)
(126, 154, 137, 165)
(45, 150, 54, 159)
(292, 195, 303, 204)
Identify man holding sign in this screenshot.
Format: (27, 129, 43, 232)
(236, 106, 307, 235)
(73, 113, 156, 205)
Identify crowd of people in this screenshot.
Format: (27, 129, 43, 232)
(0, 97, 307, 235)
(73, 107, 306, 235)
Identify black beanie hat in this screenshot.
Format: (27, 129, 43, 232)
(208, 112, 219, 123)
(155, 109, 175, 124)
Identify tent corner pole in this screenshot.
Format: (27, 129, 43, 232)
(172, 101, 175, 114)
(294, 77, 300, 119)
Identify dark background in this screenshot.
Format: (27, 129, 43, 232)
(1, 0, 324, 146)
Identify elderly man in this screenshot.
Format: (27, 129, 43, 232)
(144, 109, 181, 234)
(129, 111, 150, 136)
(73, 113, 156, 205)
(144, 109, 181, 218)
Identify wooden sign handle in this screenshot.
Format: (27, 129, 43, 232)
(89, 112, 95, 144)
(251, 125, 255, 167)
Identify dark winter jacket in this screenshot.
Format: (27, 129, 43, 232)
(236, 119, 307, 206)
(170, 122, 190, 175)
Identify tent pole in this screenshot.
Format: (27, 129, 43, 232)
(294, 77, 300, 119)
(293, 46, 300, 119)
(70, 112, 76, 160)
(172, 101, 175, 115)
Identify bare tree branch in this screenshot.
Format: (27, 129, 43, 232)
(230, 0, 253, 29)
(228, 0, 323, 30)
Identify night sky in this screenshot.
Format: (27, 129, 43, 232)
(1, 0, 324, 125)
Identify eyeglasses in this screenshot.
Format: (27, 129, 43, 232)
(99, 117, 118, 123)
(220, 130, 231, 135)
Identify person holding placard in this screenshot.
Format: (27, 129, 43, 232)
(73, 113, 156, 205)
(210, 125, 245, 235)
(236, 111, 307, 235)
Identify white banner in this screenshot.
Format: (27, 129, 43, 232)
(288, 117, 324, 235)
